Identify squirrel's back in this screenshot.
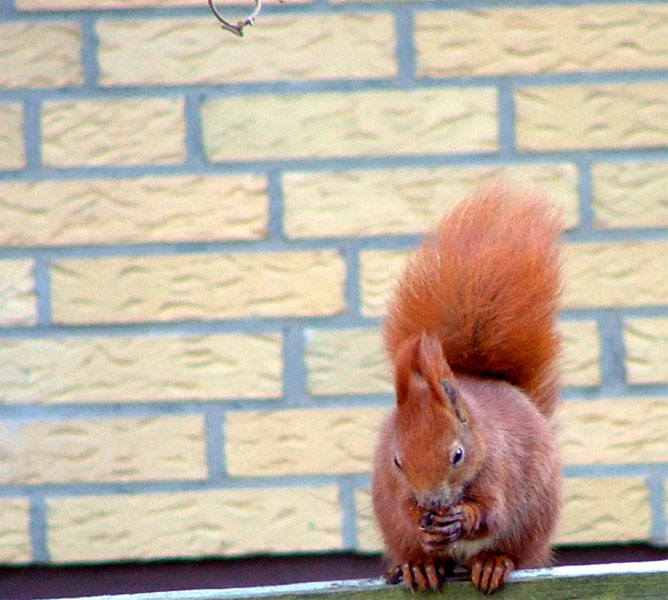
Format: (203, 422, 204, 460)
(383, 185, 563, 416)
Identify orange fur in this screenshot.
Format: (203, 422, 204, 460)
(372, 186, 563, 594)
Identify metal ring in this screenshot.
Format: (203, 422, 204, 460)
(208, 0, 262, 37)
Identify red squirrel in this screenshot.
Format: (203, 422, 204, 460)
(372, 186, 563, 594)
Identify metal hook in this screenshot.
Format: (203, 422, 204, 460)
(208, 0, 263, 37)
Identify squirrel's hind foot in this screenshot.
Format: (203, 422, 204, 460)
(468, 552, 514, 594)
(385, 559, 449, 592)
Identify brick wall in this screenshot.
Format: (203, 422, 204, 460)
(0, 0, 666, 566)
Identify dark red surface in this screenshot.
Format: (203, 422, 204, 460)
(1, 546, 666, 600)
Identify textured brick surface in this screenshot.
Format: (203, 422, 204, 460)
(284, 164, 578, 238)
(516, 83, 668, 151)
(365, 243, 668, 315)
(50, 252, 345, 324)
(225, 407, 385, 476)
(624, 318, 668, 384)
(226, 396, 661, 479)
(0, 176, 268, 247)
(354, 488, 381, 553)
(0, 499, 31, 564)
(202, 88, 498, 162)
(3, 0, 668, 568)
(665, 481, 668, 533)
(0, 104, 24, 170)
(0, 23, 82, 89)
(558, 398, 668, 465)
(563, 242, 668, 308)
(592, 162, 668, 229)
(359, 250, 407, 317)
(305, 322, 601, 394)
(0, 334, 282, 403)
(0, 415, 206, 484)
(559, 321, 601, 387)
(47, 487, 342, 563)
(41, 99, 185, 167)
(416, 5, 668, 78)
(356, 477, 653, 551)
(98, 15, 395, 85)
(0, 260, 37, 327)
(17, 0, 288, 9)
(305, 328, 392, 396)
(556, 478, 651, 544)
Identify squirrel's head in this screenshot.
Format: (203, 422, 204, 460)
(391, 332, 485, 512)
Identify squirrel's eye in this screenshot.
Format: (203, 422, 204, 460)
(393, 454, 403, 470)
(452, 446, 464, 467)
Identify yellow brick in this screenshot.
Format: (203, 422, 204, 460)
(592, 162, 668, 229)
(202, 88, 497, 162)
(47, 486, 342, 563)
(284, 164, 578, 238)
(665, 481, 668, 535)
(42, 99, 185, 167)
(624, 318, 668, 384)
(0, 334, 281, 403)
(225, 407, 386, 476)
(17, 0, 290, 9)
(305, 328, 392, 396)
(416, 5, 668, 78)
(358, 477, 655, 552)
(360, 480, 655, 549)
(516, 83, 668, 151)
(0, 260, 37, 327)
(0, 104, 24, 170)
(0, 415, 206, 484)
(559, 321, 601, 387)
(370, 247, 628, 318)
(558, 398, 668, 466)
(359, 250, 407, 317)
(51, 251, 345, 324)
(563, 242, 668, 308)
(0, 499, 31, 564)
(305, 322, 598, 395)
(556, 477, 651, 544)
(354, 488, 382, 553)
(0, 175, 268, 247)
(0, 23, 82, 89)
(361, 244, 640, 321)
(363, 477, 655, 548)
(98, 15, 395, 86)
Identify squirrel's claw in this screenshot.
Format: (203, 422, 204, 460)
(469, 553, 514, 594)
(384, 564, 402, 585)
(386, 561, 443, 592)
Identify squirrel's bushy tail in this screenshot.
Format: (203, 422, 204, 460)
(383, 185, 563, 417)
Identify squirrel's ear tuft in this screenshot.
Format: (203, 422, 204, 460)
(393, 334, 421, 405)
(439, 378, 467, 424)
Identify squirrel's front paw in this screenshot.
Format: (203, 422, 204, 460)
(419, 510, 463, 551)
(419, 502, 483, 551)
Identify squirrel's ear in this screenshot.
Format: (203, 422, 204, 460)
(394, 332, 450, 406)
(415, 333, 469, 424)
(418, 334, 468, 424)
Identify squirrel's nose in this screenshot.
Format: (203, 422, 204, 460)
(417, 487, 451, 512)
